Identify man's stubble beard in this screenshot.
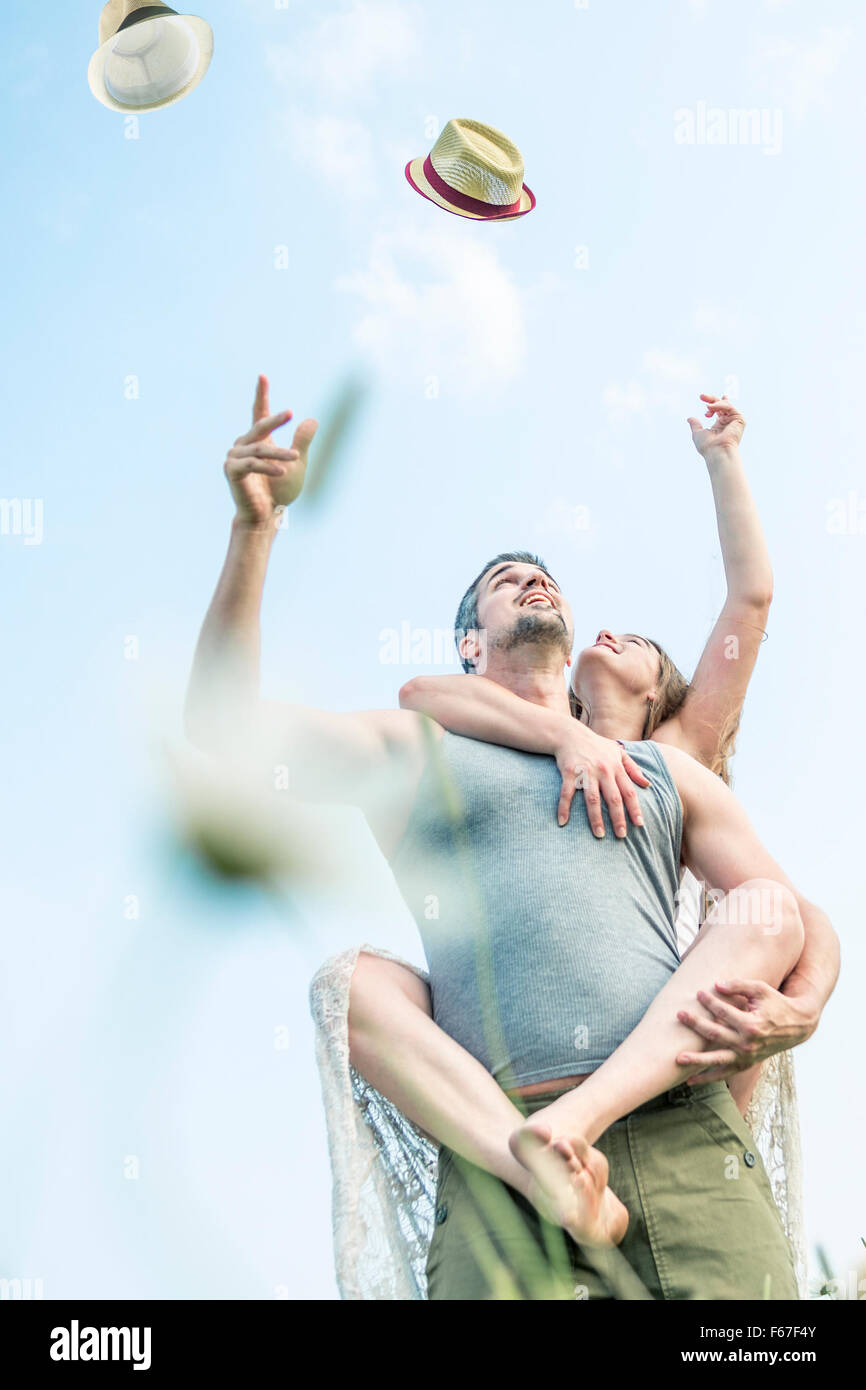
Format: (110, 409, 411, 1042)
(488, 610, 573, 664)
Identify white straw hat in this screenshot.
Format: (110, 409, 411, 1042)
(405, 118, 536, 221)
(88, 1, 214, 112)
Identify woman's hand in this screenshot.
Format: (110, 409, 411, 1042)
(398, 674, 651, 837)
(554, 722, 651, 836)
(674, 977, 818, 1081)
(225, 374, 318, 528)
(687, 393, 746, 459)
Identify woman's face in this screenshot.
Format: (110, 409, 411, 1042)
(572, 630, 661, 703)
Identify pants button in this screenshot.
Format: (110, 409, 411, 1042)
(744, 1151, 756, 1167)
(435, 1203, 448, 1224)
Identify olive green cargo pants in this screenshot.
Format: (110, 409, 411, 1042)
(425, 1080, 799, 1301)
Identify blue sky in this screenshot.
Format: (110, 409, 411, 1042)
(1, 0, 863, 1298)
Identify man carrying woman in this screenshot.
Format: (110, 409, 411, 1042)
(185, 381, 839, 1299)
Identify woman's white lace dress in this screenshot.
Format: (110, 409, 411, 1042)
(310, 858, 808, 1301)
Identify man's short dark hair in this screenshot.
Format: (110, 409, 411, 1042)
(454, 550, 555, 672)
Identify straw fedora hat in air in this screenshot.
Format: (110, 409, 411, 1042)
(88, 1, 214, 112)
(405, 119, 536, 221)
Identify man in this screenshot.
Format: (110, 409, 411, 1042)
(185, 378, 838, 1299)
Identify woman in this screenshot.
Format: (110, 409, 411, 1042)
(310, 395, 812, 1297)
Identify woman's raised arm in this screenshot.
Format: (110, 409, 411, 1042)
(654, 394, 772, 770)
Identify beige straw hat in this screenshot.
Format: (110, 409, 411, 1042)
(405, 118, 536, 221)
(88, 2, 214, 112)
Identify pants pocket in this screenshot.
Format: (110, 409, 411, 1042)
(652, 1097, 800, 1299)
(691, 1086, 760, 1159)
(689, 1086, 785, 1217)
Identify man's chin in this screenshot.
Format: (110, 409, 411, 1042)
(496, 611, 572, 657)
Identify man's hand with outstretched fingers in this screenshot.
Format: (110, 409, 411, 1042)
(675, 977, 817, 1081)
(225, 374, 318, 526)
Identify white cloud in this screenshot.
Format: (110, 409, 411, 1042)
(642, 348, 699, 383)
(526, 270, 574, 298)
(603, 348, 704, 427)
(281, 110, 377, 200)
(335, 219, 527, 394)
(601, 381, 648, 424)
(693, 303, 733, 335)
(693, 301, 759, 341)
(749, 26, 850, 119)
(265, 0, 421, 102)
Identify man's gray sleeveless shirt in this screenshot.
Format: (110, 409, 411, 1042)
(389, 733, 683, 1089)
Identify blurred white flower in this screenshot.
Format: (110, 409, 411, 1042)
(164, 738, 329, 887)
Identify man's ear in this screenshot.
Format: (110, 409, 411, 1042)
(458, 630, 480, 670)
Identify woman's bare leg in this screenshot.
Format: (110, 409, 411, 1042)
(677, 934, 764, 1117)
(346, 879, 802, 1244)
(347, 952, 627, 1245)
(727, 1063, 763, 1115)
(510, 880, 803, 1186)
(348, 952, 532, 1193)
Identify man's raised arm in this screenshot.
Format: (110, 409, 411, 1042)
(184, 375, 430, 813)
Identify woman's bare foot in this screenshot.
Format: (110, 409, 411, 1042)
(509, 1121, 629, 1247)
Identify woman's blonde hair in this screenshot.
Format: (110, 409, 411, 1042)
(568, 637, 740, 785)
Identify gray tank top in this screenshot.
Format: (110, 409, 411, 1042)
(389, 733, 683, 1090)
